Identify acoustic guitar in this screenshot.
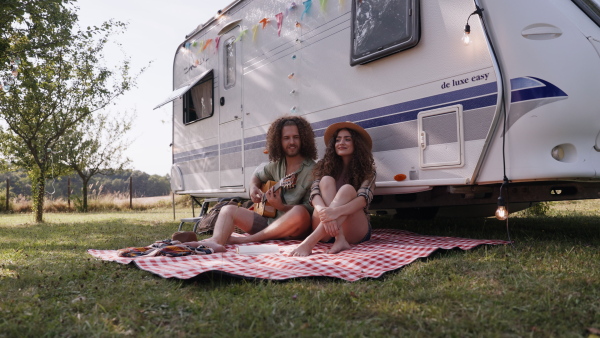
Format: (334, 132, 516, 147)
(253, 173, 298, 218)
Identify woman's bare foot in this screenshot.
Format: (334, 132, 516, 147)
(327, 238, 351, 254)
(289, 242, 314, 257)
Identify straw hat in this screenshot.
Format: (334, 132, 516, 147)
(323, 121, 372, 150)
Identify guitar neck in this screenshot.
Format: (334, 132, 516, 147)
(271, 181, 283, 192)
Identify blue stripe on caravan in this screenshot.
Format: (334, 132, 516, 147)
(310, 82, 498, 131)
(175, 150, 218, 163)
(312, 94, 498, 138)
(173, 77, 566, 164)
(175, 82, 499, 163)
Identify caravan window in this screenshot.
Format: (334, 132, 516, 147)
(350, 0, 420, 66)
(183, 71, 214, 124)
(224, 37, 236, 89)
(572, 0, 600, 27)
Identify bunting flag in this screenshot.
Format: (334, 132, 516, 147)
(301, 0, 312, 20)
(276, 13, 284, 37)
(234, 28, 248, 42)
(188, 0, 332, 56)
(319, 0, 327, 12)
(202, 39, 213, 51)
(286, 2, 297, 16)
(259, 18, 269, 29)
(214, 36, 221, 53)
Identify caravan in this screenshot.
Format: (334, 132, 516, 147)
(156, 0, 600, 217)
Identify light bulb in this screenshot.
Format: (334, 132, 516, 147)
(495, 195, 508, 220)
(462, 24, 471, 45)
(462, 32, 471, 45)
(495, 205, 508, 220)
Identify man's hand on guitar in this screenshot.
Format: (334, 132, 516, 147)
(250, 185, 263, 203)
(265, 187, 284, 211)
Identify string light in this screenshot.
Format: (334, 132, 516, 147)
(462, 24, 471, 45)
(495, 177, 509, 220)
(462, 6, 483, 45)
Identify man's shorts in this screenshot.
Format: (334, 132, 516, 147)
(249, 212, 269, 234)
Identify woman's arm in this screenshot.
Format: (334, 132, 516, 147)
(318, 194, 366, 222)
(318, 175, 375, 222)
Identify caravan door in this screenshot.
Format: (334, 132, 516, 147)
(218, 27, 244, 188)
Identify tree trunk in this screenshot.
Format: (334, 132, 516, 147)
(81, 177, 90, 212)
(31, 171, 46, 223)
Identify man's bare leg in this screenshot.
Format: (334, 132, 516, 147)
(201, 205, 255, 246)
(228, 205, 311, 244)
(181, 240, 227, 253)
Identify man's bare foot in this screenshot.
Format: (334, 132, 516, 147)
(327, 239, 351, 254)
(190, 239, 226, 253)
(289, 242, 314, 256)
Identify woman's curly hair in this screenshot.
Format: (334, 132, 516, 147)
(313, 128, 375, 190)
(265, 115, 318, 162)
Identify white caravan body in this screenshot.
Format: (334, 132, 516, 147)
(158, 0, 600, 217)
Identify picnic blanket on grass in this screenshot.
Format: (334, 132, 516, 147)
(87, 229, 510, 281)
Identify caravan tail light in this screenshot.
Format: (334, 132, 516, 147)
(394, 174, 407, 181)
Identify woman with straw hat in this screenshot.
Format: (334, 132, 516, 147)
(290, 121, 376, 256)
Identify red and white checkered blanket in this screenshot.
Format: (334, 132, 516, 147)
(87, 229, 510, 281)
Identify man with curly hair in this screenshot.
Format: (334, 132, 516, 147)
(199, 115, 317, 251)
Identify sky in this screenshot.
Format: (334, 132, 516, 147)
(76, 0, 231, 176)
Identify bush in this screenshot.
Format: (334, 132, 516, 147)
(0, 193, 192, 213)
(523, 201, 552, 216)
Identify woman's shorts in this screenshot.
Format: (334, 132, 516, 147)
(325, 221, 371, 244)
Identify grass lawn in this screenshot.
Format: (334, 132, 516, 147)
(0, 202, 599, 337)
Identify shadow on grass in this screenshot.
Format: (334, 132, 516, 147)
(371, 214, 600, 246)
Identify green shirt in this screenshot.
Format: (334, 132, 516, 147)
(254, 158, 315, 224)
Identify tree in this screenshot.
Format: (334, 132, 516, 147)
(59, 111, 133, 212)
(0, 7, 135, 222)
(0, 0, 76, 66)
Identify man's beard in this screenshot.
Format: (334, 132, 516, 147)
(285, 145, 300, 157)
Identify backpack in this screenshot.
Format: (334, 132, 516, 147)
(196, 198, 251, 234)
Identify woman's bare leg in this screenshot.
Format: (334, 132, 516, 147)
(325, 184, 370, 254)
(290, 179, 357, 256)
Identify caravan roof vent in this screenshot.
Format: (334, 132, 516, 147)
(218, 19, 242, 36)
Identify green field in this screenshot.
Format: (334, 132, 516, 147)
(0, 202, 599, 337)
